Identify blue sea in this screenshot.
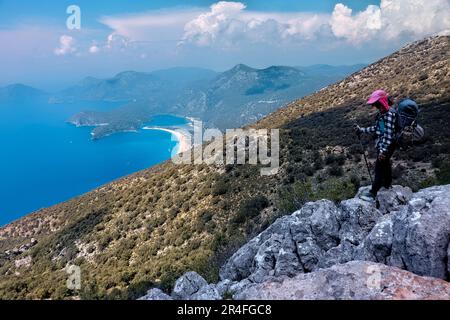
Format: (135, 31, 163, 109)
(0, 100, 188, 226)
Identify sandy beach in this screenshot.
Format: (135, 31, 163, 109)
(142, 126, 191, 154)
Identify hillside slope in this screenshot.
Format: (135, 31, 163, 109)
(0, 35, 449, 299)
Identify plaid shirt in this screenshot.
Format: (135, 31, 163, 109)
(362, 109, 397, 155)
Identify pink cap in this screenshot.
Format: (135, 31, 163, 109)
(367, 89, 390, 112)
(367, 89, 387, 104)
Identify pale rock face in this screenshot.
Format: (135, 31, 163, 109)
(214, 279, 233, 297)
(338, 197, 383, 245)
(171, 271, 208, 300)
(232, 261, 450, 300)
(190, 284, 221, 300)
(14, 256, 32, 269)
(138, 288, 172, 300)
(354, 215, 393, 264)
(375, 185, 413, 215)
(388, 185, 450, 279)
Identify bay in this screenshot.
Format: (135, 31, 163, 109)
(0, 100, 187, 226)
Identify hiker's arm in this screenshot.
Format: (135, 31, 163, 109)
(378, 112, 396, 155)
(361, 125, 376, 134)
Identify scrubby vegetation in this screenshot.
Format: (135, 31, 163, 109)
(0, 35, 449, 299)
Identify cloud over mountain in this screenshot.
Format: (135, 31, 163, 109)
(177, 0, 450, 47)
(330, 0, 450, 44)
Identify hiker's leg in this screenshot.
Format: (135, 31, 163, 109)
(384, 158, 393, 189)
(384, 146, 396, 189)
(370, 158, 383, 196)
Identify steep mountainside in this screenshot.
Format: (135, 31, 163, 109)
(0, 35, 449, 299)
(66, 64, 362, 138)
(178, 64, 364, 129)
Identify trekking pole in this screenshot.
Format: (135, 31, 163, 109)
(358, 134, 374, 185)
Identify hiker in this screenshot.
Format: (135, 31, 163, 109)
(355, 89, 397, 201)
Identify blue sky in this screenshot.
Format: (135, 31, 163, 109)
(0, 1, 375, 22)
(1, 0, 449, 90)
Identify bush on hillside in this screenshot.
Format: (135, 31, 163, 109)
(232, 195, 269, 224)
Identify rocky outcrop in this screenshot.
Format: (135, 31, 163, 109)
(171, 271, 209, 300)
(138, 288, 173, 300)
(3, 238, 37, 257)
(233, 261, 450, 300)
(139, 184, 450, 300)
(219, 185, 450, 283)
(139, 271, 221, 301)
(388, 185, 450, 279)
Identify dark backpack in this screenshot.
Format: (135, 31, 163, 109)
(395, 99, 424, 149)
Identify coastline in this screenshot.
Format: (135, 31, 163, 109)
(142, 126, 191, 154)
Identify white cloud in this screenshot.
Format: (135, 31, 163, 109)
(89, 45, 100, 54)
(283, 14, 331, 41)
(54, 35, 76, 56)
(180, 0, 450, 47)
(180, 1, 329, 47)
(105, 33, 130, 50)
(181, 1, 246, 46)
(330, 4, 382, 43)
(330, 0, 450, 43)
(96, 1, 450, 51)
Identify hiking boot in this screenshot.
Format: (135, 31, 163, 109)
(360, 190, 376, 202)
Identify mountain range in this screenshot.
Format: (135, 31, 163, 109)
(2, 64, 362, 138)
(65, 64, 364, 138)
(0, 34, 448, 299)
(1, 64, 363, 139)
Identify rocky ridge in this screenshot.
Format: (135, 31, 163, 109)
(140, 184, 450, 300)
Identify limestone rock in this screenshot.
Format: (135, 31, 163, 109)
(354, 215, 393, 264)
(138, 288, 172, 300)
(233, 261, 450, 300)
(376, 186, 413, 215)
(389, 186, 450, 279)
(190, 284, 221, 300)
(171, 271, 208, 300)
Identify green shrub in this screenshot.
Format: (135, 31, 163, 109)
(350, 174, 361, 192)
(301, 165, 315, 176)
(325, 154, 346, 166)
(313, 155, 324, 170)
(232, 195, 269, 224)
(327, 164, 344, 177)
(437, 161, 450, 184)
(212, 180, 228, 196)
(277, 181, 316, 214)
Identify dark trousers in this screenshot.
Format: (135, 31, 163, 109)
(370, 145, 396, 196)
(371, 157, 392, 195)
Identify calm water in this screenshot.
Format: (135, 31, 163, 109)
(0, 100, 187, 226)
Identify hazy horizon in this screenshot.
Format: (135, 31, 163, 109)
(1, 62, 369, 92)
(2, 0, 449, 91)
